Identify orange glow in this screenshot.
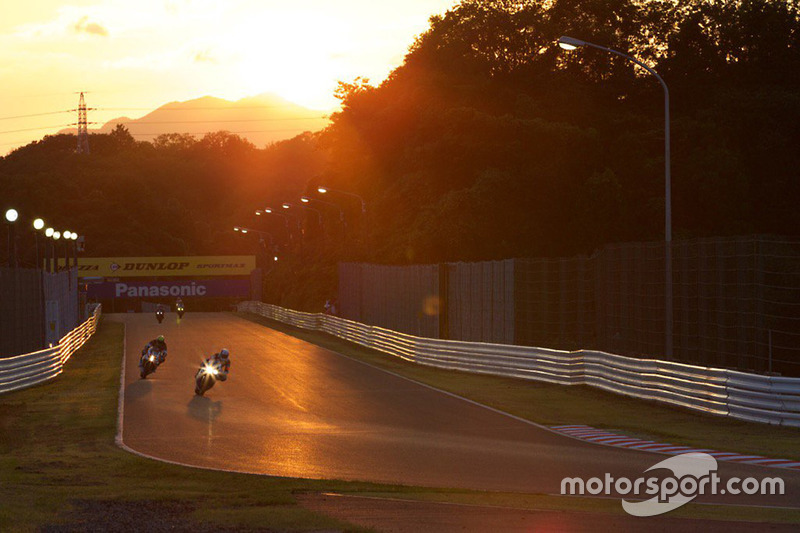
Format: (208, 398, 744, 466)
(1, 1, 458, 154)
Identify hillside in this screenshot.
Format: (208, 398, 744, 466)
(62, 93, 330, 148)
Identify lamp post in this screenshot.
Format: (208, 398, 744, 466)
(317, 186, 366, 215)
(32, 218, 45, 269)
(256, 208, 290, 228)
(558, 35, 673, 357)
(284, 201, 323, 230)
(52, 231, 62, 272)
(304, 195, 348, 240)
(234, 226, 277, 270)
(45, 228, 54, 272)
(71, 233, 79, 269)
(63, 231, 72, 271)
(5, 208, 19, 268)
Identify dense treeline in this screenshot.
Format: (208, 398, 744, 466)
(2, 0, 799, 309)
(1, 127, 325, 259)
(320, 0, 800, 263)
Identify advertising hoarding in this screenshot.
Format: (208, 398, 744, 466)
(60, 256, 255, 278)
(87, 279, 251, 299)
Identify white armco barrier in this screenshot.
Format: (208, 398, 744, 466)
(0, 305, 102, 395)
(238, 301, 800, 428)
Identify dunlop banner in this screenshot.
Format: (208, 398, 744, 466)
(60, 256, 256, 278)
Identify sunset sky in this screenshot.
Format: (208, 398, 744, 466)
(1, 0, 456, 153)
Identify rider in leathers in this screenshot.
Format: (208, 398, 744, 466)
(140, 335, 168, 371)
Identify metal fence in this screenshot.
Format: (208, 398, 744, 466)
(0, 267, 45, 357)
(338, 236, 800, 376)
(0, 304, 102, 394)
(238, 301, 800, 427)
(1, 267, 79, 358)
(446, 260, 515, 344)
(338, 263, 440, 338)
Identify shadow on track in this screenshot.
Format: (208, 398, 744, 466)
(187, 396, 223, 423)
(125, 379, 153, 401)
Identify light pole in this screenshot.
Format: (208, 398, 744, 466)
(70, 232, 79, 269)
(317, 186, 366, 215)
(234, 226, 278, 270)
(45, 228, 54, 272)
(5, 208, 19, 268)
(52, 231, 61, 272)
(33, 218, 45, 269)
(304, 195, 348, 240)
(284, 202, 323, 230)
(63, 231, 72, 271)
(558, 35, 673, 357)
(256, 208, 291, 228)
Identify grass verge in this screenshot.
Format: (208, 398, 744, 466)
(0, 319, 385, 532)
(2, 316, 798, 531)
(236, 312, 800, 461)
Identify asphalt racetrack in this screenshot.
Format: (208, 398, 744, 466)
(113, 313, 800, 508)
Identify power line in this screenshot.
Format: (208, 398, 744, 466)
(109, 117, 326, 125)
(0, 125, 71, 135)
(0, 110, 72, 121)
(98, 105, 331, 112)
(129, 128, 314, 136)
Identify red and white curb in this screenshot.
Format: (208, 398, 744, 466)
(550, 425, 800, 470)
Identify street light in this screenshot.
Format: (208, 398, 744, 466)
(5, 208, 18, 267)
(316, 185, 366, 214)
(284, 201, 323, 227)
(558, 35, 673, 357)
(32, 218, 45, 269)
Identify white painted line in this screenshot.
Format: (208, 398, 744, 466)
(115, 323, 127, 447)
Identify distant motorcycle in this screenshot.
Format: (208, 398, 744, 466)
(194, 361, 223, 396)
(156, 308, 164, 323)
(177, 303, 185, 319)
(139, 348, 162, 379)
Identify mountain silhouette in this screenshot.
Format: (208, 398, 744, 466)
(60, 93, 330, 147)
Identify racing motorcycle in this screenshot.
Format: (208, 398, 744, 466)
(177, 303, 185, 318)
(194, 360, 224, 396)
(156, 308, 165, 323)
(139, 347, 162, 379)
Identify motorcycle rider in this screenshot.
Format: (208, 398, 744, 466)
(140, 335, 168, 370)
(175, 297, 184, 309)
(204, 349, 231, 382)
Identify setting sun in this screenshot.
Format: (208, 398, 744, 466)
(0, 0, 457, 152)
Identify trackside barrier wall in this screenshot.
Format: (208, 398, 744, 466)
(238, 301, 800, 428)
(0, 305, 102, 395)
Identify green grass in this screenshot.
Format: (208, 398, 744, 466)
(237, 312, 800, 461)
(0, 320, 381, 532)
(2, 315, 799, 531)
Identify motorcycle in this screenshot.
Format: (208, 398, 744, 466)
(139, 348, 162, 379)
(194, 360, 224, 396)
(156, 308, 164, 323)
(177, 304, 185, 319)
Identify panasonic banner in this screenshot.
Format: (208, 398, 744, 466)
(88, 280, 251, 299)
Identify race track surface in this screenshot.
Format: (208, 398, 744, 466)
(113, 313, 800, 507)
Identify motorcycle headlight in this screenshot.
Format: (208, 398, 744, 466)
(204, 364, 218, 375)
(149, 355, 155, 362)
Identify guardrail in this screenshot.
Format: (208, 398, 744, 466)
(238, 301, 800, 428)
(0, 305, 102, 395)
